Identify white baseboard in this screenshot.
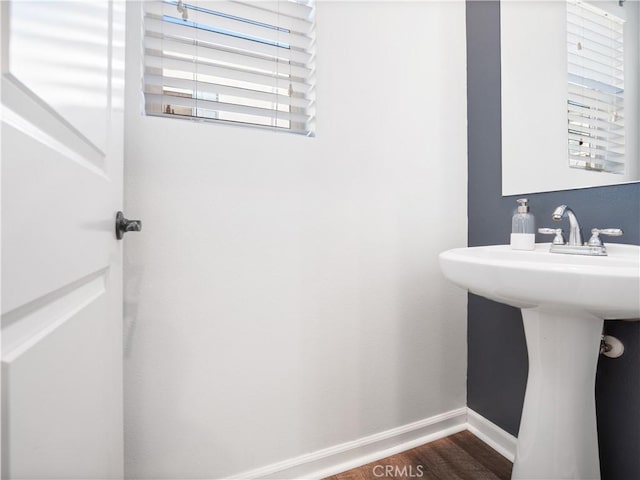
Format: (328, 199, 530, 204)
(228, 407, 468, 480)
(228, 407, 517, 480)
(466, 408, 518, 462)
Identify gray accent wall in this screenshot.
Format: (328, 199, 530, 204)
(466, 2, 640, 478)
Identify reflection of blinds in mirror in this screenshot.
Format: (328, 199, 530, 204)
(143, 0, 316, 136)
(567, 0, 624, 173)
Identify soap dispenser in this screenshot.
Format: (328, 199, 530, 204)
(511, 198, 536, 250)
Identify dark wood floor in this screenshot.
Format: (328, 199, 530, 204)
(324, 431, 512, 480)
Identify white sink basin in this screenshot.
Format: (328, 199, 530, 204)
(439, 243, 640, 319)
(439, 243, 640, 480)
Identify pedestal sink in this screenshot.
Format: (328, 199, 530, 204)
(439, 243, 640, 480)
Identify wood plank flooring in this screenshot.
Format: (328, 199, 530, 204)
(323, 431, 512, 480)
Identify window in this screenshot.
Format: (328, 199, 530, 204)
(567, 0, 625, 173)
(143, 0, 316, 135)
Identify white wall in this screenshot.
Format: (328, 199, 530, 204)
(123, 1, 468, 478)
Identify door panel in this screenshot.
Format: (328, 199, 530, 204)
(1, 1, 125, 478)
(2, 275, 119, 477)
(1, 107, 113, 314)
(7, 1, 110, 152)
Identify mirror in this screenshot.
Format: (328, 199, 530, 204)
(501, 0, 640, 196)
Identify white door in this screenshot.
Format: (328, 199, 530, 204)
(1, 1, 126, 478)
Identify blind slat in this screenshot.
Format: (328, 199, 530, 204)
(145, 73, 313, 109)
(234, 0, 314, 22)
(569, 161, 624, 175)
(568, 148, 624, 161)
(567, 107, 624, 126)
(568, 83, 623, 104)
(567, 34, 623, 61)
(567, 19, 623, 44)
(567, 4, 624, 28)
(568, 62, 624, 87)
(144, 36, 312, 79)
(202, 0, 314, 34)
(567, 22, 623, 49)
(145, 1, 313, 49)
(146, 92, 311, 123)
(567, 38, 624, 67)
(568, 113, 624, 132)
(567, 98, 624, 118)
(144, 16, 312, 65)
(568, 132, 625, 151)
(568, 95, 624, 114)
(567, 53, 624, 78)
(569, 153, 625, 164)
(144, 54, 312, 95)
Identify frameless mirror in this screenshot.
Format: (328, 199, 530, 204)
(501, 0, 640, 196)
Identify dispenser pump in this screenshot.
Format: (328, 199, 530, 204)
(516, 198, 530, 214)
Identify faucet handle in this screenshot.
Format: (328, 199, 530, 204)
(587, 228, 624, 246)
(538, 227, 565, 245)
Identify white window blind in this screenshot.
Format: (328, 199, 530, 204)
(143, 0, 316, 135)
(567, 0, 625, 173)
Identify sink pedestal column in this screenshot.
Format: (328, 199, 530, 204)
(513, 308, 604, 480)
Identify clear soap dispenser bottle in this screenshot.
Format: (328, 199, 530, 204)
(511, 198, 536, 250)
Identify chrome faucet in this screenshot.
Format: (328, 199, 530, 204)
(538, 204, 624, 256)
(552, 205, 583, 246)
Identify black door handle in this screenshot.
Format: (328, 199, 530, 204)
(116, 211, 142, 239)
